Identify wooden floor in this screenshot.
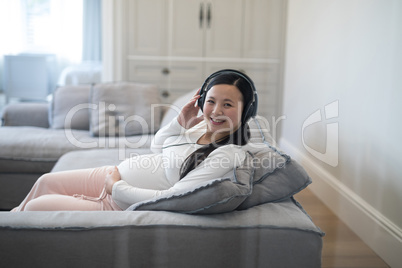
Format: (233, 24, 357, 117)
(294, 188, 390, 268)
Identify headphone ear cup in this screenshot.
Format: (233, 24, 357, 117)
(246, 92, 258, 120)
(197, 92, 205, 111)
(243, 100, 259, 122)
(242, 103, 253, 123)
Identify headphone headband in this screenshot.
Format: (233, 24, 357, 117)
(198, 69, 258, 122)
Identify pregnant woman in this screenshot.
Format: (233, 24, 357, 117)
(12, 69, 258, 211)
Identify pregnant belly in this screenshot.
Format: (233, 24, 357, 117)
(117, 153, 172, 190)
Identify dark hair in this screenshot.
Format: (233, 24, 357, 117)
(179, 72, 255, 179)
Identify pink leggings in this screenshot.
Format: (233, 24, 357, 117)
(13, 166, 122, 211)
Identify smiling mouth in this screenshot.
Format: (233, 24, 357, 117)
(211, 118, 226, 125)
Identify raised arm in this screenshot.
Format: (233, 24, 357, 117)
(150, 89, 204, 153)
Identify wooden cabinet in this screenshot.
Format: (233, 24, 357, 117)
(104, 0, 285, 118)
(201, 0, 243, 58)
(128, 60, 204, 100)
(169, 0, 204, 57)
(128, 0, 168, 56)
(244, 0, 284, 59)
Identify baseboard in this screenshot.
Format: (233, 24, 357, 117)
(279, 138, 402, 267)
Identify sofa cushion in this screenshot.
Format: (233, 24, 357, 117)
(51, 148, 153, 173)
(49, 85, 91, 130)
(89, 82, 163, 137)
(0, 126, 155, 173)
(1, 103, 50, 128)
(0, 199, 324, 268)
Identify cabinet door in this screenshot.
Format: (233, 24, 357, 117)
(128, 0, 168, 56)
(205, 0, 243, 58)
(244, 0, 284, 59)
(170, 0, 204, 57)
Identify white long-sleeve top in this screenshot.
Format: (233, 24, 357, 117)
(112, 117, 246, 210)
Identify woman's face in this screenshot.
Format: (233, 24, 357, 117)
(202, 84, 244, 141)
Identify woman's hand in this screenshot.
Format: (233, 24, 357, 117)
(105, 166, 121, 195)
(177, 88, 204, 129)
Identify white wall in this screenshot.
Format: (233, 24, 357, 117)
(281, 0, 402, 266)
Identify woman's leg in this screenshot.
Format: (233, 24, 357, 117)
(13, 166, 116, 211)
(23, 194, 121, 211)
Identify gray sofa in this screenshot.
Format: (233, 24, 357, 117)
(0, 82, 164, 210)
(0, 82, 324, 267)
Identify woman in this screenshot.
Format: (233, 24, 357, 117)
(12, 70, 257, 211)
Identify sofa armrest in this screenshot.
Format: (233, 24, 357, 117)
(1, 102, 50, 128)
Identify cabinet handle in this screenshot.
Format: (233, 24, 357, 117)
(207, 3, 211, 28)
(162, 68, 170, 75)
(161, 90, 170, 98)
(199, 3, 204, 28)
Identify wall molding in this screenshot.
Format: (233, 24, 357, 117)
(101, 0, 127, 82)
(280, 138, 402, 267)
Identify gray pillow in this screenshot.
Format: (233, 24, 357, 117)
(237, 148, 311, 210)
(49, 85, 91, 130)
(240, 117, 311, 208)
(128, 153, 254, 214)
(89, 82, 163, 137)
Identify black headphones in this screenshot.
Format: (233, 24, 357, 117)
(197, 69, 258, 123)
